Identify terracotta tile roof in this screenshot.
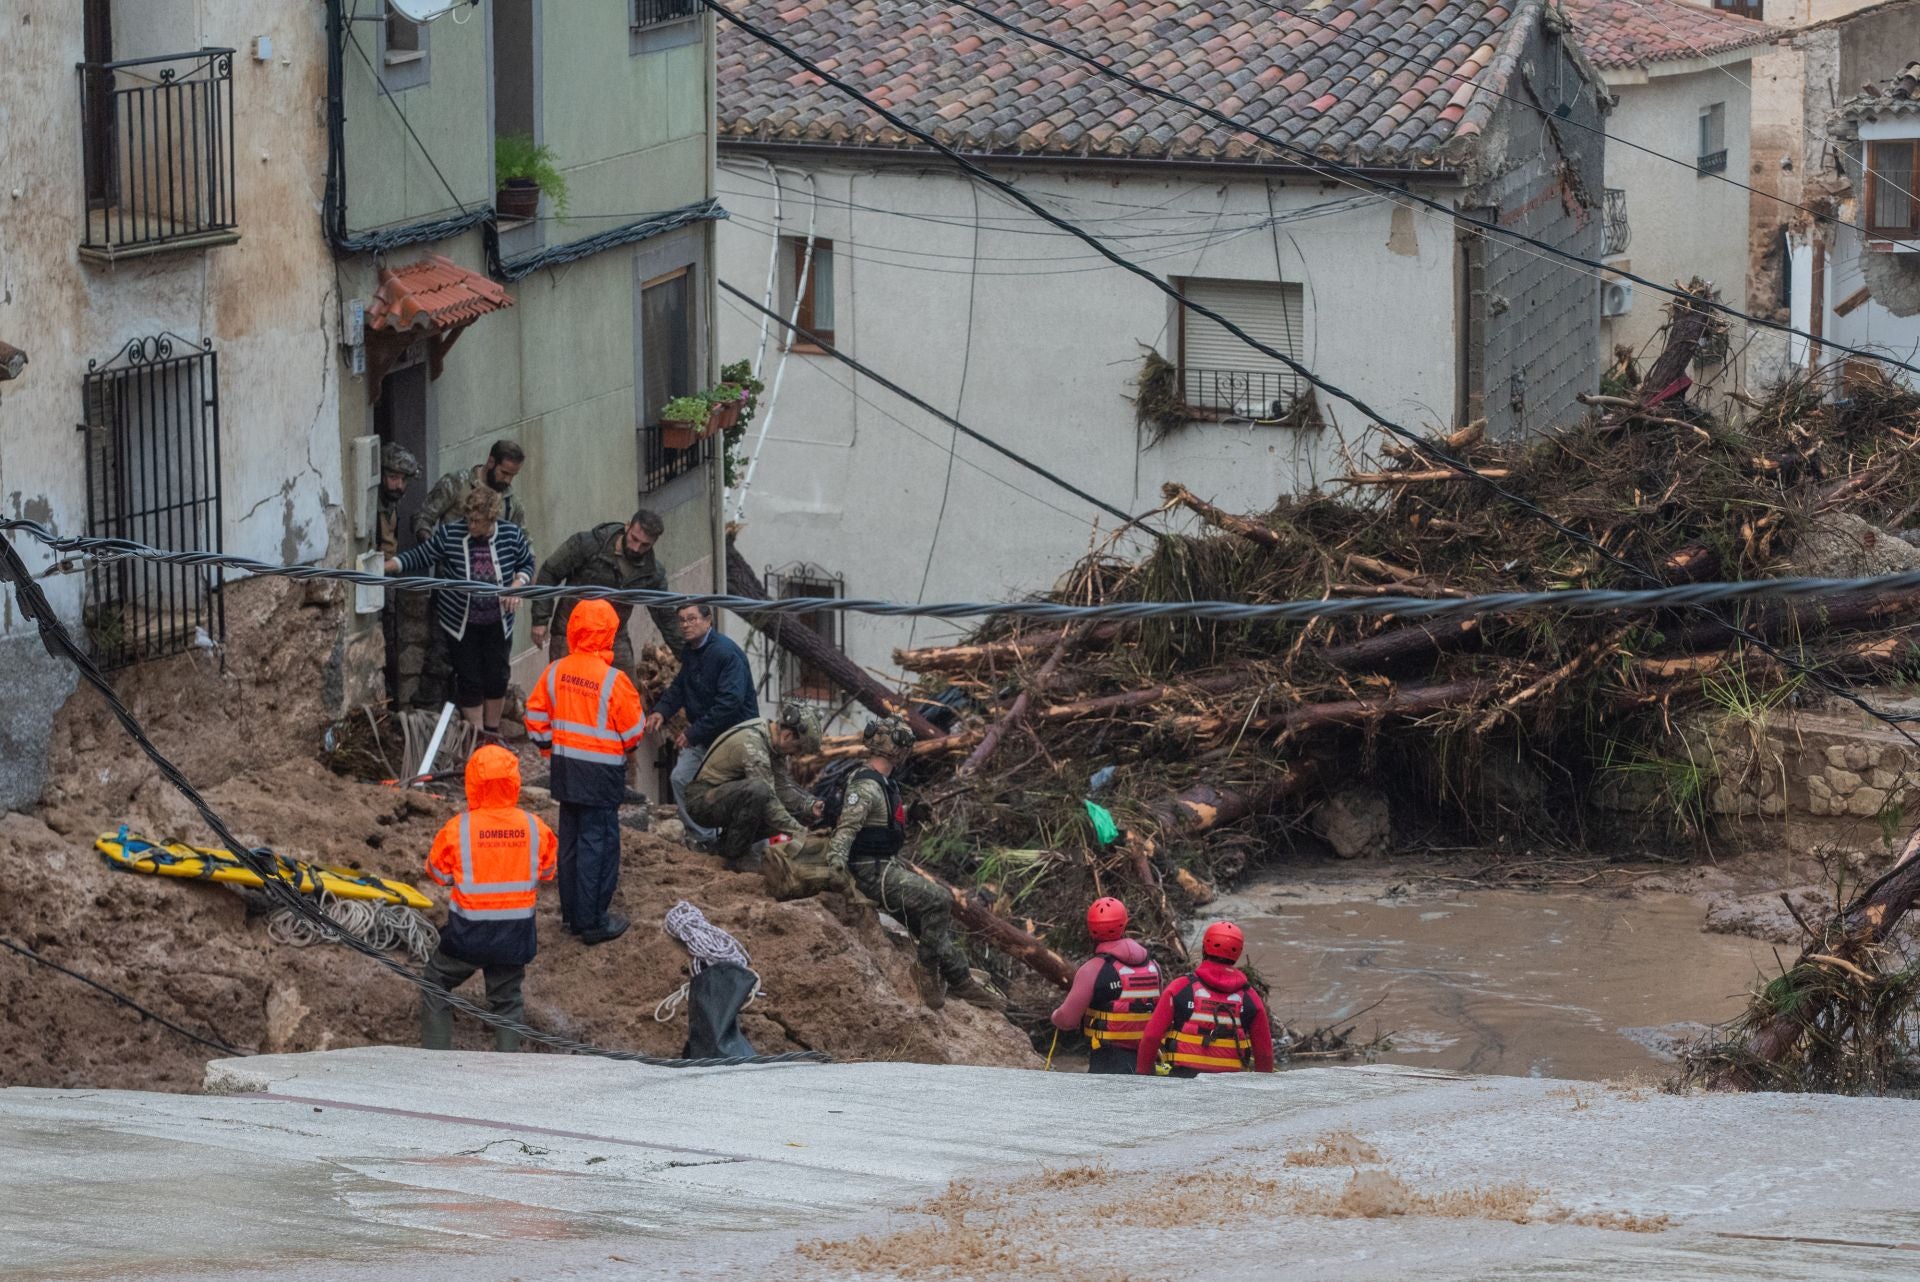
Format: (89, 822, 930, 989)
(717, 2, 1553, 170)
(1838, 60, 1920, 125)
(366, 254, 515, 333)
(1564, 0, 1774, 71)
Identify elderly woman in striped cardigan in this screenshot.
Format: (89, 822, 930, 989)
(387, 484, 535, 740)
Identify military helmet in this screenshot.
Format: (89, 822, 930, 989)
(380, 441, 420, 479)
(862, 715, 916, 760)
(777, 701, 824, 753)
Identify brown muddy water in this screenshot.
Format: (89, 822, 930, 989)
(1237, 883, 1779, 1081)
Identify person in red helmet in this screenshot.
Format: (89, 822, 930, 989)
(1050, 897, 1165, 1074)
(1135, 919, 1274, 1077)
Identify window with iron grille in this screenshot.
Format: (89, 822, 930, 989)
(1603, 188, 1631, 256)
(633, 0, 699, 27)
(761, 564, 842, 704)
(81, 334, 225, 669)
(639, 267, 707, 490)
(1176, 278, 1308, 420)
(1698, 103, 1727, 175)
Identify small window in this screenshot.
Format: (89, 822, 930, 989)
(1176, 278, 1307, 420)
(382, 4, 430, 90)
(640, 266, 709, 490)
(783, 237, 835, 349)
(633, 0, 700, 27)
(765, 566, 842, 703)
(1698, 103, 1727, 175)
(1711, 0, 1763, 18)
(1867, 140, 1920, 239)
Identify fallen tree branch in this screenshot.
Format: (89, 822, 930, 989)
(904, 860, 1076, 989)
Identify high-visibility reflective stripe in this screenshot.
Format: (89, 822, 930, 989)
(455, 814, 541, 899)
(595, 667, 617, 728)
(453, 905, 536, 921)
(553, 742, 627, 764)
(548, 717, 620, 737)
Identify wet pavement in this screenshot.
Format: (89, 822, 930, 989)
(1241, 883, 1776, 1079)
(3, 1047, 1918, 1280)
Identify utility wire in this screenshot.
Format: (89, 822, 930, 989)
(719, 284, 1134, 522)
(16, 517, 1920, 628)
(0, 534, 828, 1070)
(894, 0, 1920, 739)
(0, 935, 246, 1058)
(1274, 2, 1920, 255)
(938, 0, 1920, 383)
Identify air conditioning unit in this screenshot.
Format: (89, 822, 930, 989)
(1600, 279, 1634, 318)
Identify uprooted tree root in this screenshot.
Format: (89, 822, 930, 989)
(1682, 840, 1920, 1094)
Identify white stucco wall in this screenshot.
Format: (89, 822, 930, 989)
(1601, 60, 1753, 398)
(0, 2, 340, 804)
(714, 160, 1461, 684)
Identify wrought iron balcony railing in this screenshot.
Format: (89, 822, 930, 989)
(1697, 149, 1728, 176)
(640, 421, 714, 491)
(1604, 187, 1631, 256)
(1180, 367, 1306, 421)
(634, 0, 700, 26)
(78, 49, 238, 262)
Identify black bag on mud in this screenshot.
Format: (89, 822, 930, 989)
(682, 961, 757, 1060)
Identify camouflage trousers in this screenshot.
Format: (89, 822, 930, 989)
(682, 778, 801, 863)
(851, 858, 971, 987)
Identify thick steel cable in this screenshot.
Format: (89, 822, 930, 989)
(14, 516, 1920, 626)
(703, 0, 1920, 740)
(0, 935, 245, 1058)
(0, 534, 827, 1070)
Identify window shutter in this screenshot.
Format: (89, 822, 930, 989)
(1179, 279, 1306, 402)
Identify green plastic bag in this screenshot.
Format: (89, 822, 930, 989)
(1083, 800, 1120, 846)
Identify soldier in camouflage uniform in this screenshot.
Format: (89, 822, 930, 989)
(682, 703, 824, 870)
(412, 441, 526, 543)
(825, 717, 1006, 1012)
(528, 510, 682, 673)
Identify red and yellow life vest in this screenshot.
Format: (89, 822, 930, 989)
(1161, 980, 1253, 1073)
(1081, 956, 1164, 1049)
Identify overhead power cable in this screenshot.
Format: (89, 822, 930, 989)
(0, 533, 828, 1070)
(15, 517, 1920, 628)
(0, 935, 245, 1058)
(939, 0, 1920, 383)
(1274, 2, 1920, 256)
(718, 283, 1134, 522)
(704, 0, 1920, 741)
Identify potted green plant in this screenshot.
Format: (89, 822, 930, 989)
(719, 359, 766, 488)
(495, 133, 569, 222)
(659, 395, 711, 450)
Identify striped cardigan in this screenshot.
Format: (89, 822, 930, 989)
(395, 519, 536, 641)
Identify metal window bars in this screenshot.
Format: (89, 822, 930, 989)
(1604, 188, 1631, 257)
(77, 48, 238, 258)
(640, 421, 714, 491)
(634, 0, 700, 27)
(1697, 149, 1728, 177)
(761, 563, 843, 703)
(80, 334, 226, 670)
(1178, 367, 1308, 422)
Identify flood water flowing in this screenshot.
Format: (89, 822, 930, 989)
(1242, 884, 1779, 1080)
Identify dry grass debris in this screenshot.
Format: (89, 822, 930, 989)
(1283, 1129, 1384, 1168)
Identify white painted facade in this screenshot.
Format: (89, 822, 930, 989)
(1599, 54, 1755, 404)
(0, 1, 342, 806)
(714, 161, 1464, 689)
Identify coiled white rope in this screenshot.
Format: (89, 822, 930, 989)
(267, 889, 439, 964)
(653, 900, 762, 1023)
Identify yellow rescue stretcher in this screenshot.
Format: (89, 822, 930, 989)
(96, 827, 432, 910)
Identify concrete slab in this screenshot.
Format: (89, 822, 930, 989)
(2, 1048, 1915, 1280)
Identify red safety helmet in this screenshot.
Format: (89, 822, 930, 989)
(1201, 920, 1245, 964)
(1086, 897, 1130, 943)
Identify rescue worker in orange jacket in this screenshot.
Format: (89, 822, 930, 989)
(421, 744, 558, 1052)
(523, 599, 645, 945)
(1135, 920, 1275, 1077)
(1051, 898, 1165, 1074)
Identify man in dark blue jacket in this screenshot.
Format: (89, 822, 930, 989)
(646, 604, 759, 849)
